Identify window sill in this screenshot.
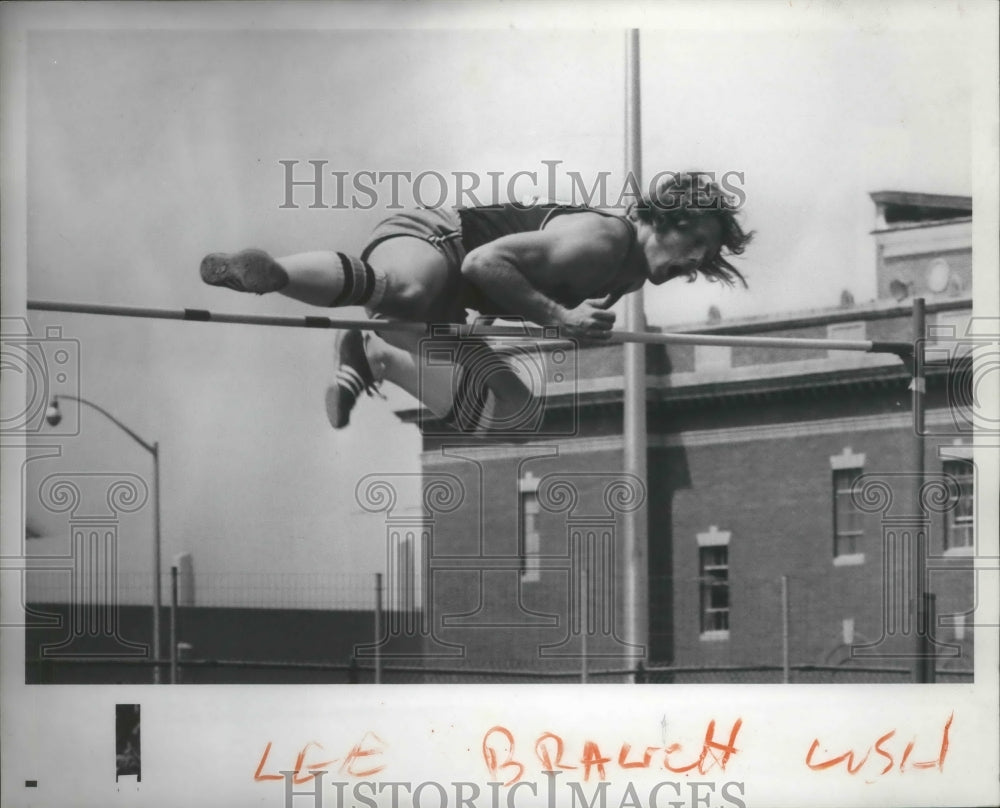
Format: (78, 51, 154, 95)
(699, 630, 730, 642)
(943, 546, 974, 558)
(833, 553, 866, 567)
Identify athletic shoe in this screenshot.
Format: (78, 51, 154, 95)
(199, 249, 289, 294)
(325, 329, 380, 429)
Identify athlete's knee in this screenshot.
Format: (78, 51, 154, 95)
(373, 280, 430, 320)
(379, 264, 456, 321)
(366, 238, 452, 320)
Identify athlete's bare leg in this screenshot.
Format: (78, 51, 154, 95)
(202, 237, 532, 430)
(201, 237, 456, 321)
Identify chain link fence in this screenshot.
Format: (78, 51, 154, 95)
(26, 656, 974, 685)
(26, 570, 377, 611)
(25, 566, 975, 684)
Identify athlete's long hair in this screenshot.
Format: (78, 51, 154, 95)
(631, 171, 753, 287)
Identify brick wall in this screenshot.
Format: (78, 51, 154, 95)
(665, 420, 974, 669)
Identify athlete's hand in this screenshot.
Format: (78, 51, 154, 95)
(586, 294, 616, 310)
(557, 301, 617, 340)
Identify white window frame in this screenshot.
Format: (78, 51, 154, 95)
(942, 456, 974, 554)
(831, 448, 866, 566)
(519, 473, 541, 582)
(697, 526, 730, 640)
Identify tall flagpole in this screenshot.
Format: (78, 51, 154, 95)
(623, 29, 648, 666)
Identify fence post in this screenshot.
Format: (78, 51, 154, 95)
(919, 592, 937, 683)
(580, 560, 588, 683)
(781, 575, 790, 684)
(374, 573, 383, 685)
(176, 642, 192, 684)
(170, 565, 178, 684)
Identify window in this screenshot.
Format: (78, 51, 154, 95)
(519, 473, 541, 582)
(831, 448, 866, 565)
(833, 468, 864, 557)
(699, 546, 729, 634)
(697, 526, 730, 639)
(943, 459, 974, 551)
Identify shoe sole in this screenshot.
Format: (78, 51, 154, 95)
(324, 385, 348, 429)
(200, 250, 288, 294)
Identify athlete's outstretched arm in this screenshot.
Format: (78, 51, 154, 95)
(460, 214, 629, 340)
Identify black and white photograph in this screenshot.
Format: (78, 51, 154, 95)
(2, 2, 998, 807)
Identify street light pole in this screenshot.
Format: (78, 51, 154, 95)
(46, 394, 163, 684)
(151, 440, 162, 685)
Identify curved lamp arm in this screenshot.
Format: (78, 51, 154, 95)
(47, 394, 157, 456)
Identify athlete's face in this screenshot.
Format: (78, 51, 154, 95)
(639, 216, 724, 285)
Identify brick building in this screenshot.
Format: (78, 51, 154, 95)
(390, 191, 976, 681)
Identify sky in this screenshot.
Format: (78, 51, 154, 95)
(13, 5, 981, 609)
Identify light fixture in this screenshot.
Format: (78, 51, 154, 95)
(45, 399, 62, 427)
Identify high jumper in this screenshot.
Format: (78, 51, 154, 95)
(199, 172, 753, 432)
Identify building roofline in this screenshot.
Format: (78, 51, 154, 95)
(869, 191, 972, 211)
(650, 295, 970, 336)
(458, 297, 970, 345)
(392, 299, 972, 423)
(870, 216, 972, 235)
(395, 359, 958, 426)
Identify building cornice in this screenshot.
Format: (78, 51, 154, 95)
(394, 300, 971, 424)
(398, 352, 953, 425)
(869, 190, 972, 210)
(418, 408, 966, 464)
(543, 359, 949, 411)
(870, 217, 972, 235)
(658, 296, 969, 337)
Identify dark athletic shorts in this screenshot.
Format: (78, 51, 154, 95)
(362, 207, 467, 272)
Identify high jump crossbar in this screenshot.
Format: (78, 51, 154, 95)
(26, 300, 914, 358)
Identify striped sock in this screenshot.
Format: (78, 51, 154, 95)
(336, 363, 369, 399)
(329, 254, 382, 307)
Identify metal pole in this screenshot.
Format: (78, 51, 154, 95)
(170, 564, 178, 685)
(374, 573, 383, 685)
(623, 27, 649, 660)
(910, 298, 928, 683)
(26, 300, 912, 355)
(606, 331, 910, 353)
(922, 593, 937, 683)
(176, 643, 192, 685)
(581, 558, 589, 684)
(152, 443, 163, 684)
(781, 575, 790, 684)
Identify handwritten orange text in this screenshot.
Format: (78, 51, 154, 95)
(482, 720, 743, 786)
(806, 713, 953, 780)
(253, 731, 387, 784)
